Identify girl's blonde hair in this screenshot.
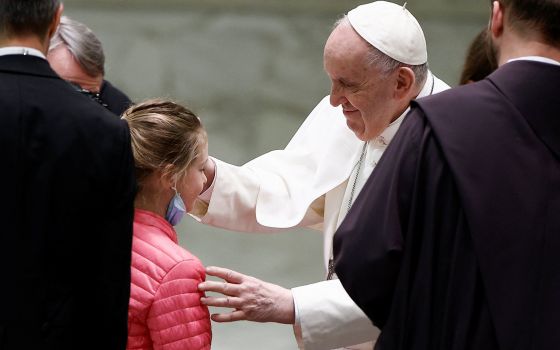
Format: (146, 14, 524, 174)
(122, 98, 207, 189)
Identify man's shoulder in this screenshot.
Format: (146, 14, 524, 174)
(411, 80, 498, 131)
(416, 79, 493, 109)
(0, 54, 56, 79)
(48, 78, 127, 131)
(0, 73, 123, 133)
(100, 79, 133, 116)
(0, 56, 123, 127)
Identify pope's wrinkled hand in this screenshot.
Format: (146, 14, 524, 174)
(198, 266, 295, 324)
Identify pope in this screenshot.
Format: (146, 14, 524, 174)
(194, 2, 449, 349)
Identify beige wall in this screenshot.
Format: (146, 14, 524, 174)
(65, 0, 490, 16)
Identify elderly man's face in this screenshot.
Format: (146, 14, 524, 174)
(324, 23, 399, 141)
(47, 45, 103, 92)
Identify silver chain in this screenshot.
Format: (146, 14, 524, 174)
(327, 141, 368, 280)
(347, 141, 368, 212)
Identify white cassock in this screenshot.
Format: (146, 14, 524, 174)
(192, 71, 449, 350)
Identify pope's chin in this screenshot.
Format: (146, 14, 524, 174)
(345, 118, 366, 141)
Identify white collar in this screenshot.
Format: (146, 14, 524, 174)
(508, 56, 560, 66)
(373, 70, 434, 146)
(0, 46, 46, 59)
(416, 70, 436, 99)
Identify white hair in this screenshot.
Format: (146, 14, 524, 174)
(49, 16, 105, 77)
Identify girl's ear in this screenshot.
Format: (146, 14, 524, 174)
(159, 164, 176, 189)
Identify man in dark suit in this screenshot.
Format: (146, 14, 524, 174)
(47, 15, 132, 116)
(0, 1, 136, 349)
(334, 0, 560, 349)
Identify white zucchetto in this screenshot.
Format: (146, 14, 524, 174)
(347, 1, 428, 65)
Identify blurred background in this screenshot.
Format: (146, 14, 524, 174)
(63, 0, 489, 348)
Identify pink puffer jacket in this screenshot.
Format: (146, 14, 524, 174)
(127, 209, 211, 350)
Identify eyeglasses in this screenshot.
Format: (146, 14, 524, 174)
(67, 81, 109, 109)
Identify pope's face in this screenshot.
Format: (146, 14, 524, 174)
(324, 23, 398, 141)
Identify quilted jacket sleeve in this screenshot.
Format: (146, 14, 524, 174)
(146, 260, 212, 350)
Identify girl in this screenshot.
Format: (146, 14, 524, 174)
(122, 99, 211, 350)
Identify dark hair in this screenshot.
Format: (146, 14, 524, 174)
(0, 0, 60, 39)
(459, 29, 498, 85)
(499, 0, 560, 46)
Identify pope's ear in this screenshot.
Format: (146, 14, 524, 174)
(394, 66, 415, 99)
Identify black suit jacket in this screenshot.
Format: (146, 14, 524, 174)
(335, 61, 560, 350)
(0, 55, 135, 349)
(100, 79, 133, 116)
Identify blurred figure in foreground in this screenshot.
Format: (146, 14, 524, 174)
(0, 1, 136, 348)
(335, 0, 560, 349)
(48, 16, 132, 115)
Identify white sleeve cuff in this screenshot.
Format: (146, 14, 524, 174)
(291, 280, 379, 350)
(293, 294, 305, 349)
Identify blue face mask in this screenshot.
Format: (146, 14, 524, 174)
(165, 186, 186, 226)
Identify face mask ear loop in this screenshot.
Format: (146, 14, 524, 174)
(165, 177, 186, 226)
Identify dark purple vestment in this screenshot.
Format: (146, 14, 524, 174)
(334, 61, 560, 350)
